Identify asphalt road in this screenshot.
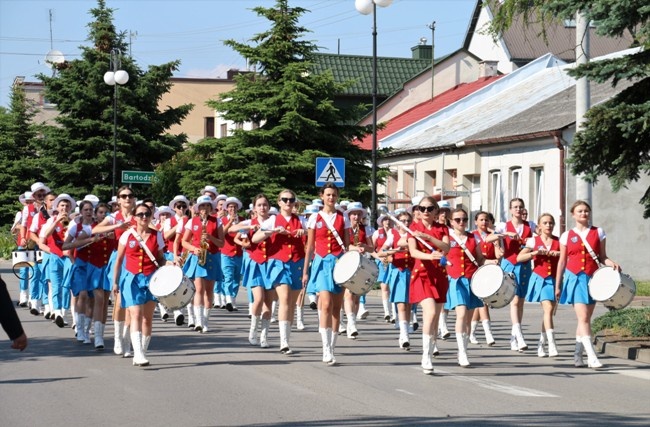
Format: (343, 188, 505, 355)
(1, 261, 649, 426)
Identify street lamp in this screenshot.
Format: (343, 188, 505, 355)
(103, 48, 129, 197)
(356, 0, 393, 223)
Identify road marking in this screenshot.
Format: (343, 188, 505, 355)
(431, 368, 558, 397)
(395, 389, 415, 396)
(609, 369, 650, 381)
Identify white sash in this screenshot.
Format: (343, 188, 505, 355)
(129, 228, 159, 268)
(318, 211, 346, 252)
(449, 232, 479, 267)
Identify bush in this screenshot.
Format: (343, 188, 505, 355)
(0, 230, 17, 260)
(592, 307, 650, 337)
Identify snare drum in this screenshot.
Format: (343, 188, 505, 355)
(36, 250, 43, 263)
(149, 265, 195, 311)
(588, 266, 636, 310)
(470, 264, 516, 309)
(333, 251, 379, 296)
(12, 250, 36, 268)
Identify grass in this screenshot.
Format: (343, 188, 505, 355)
(636, 281, 650, 297)
(592, 307, 650, 337)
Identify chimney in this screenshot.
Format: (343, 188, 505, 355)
(479, 60, 498, 78)
(411, 43, 432, 60)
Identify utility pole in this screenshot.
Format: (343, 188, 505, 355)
(428, 21, 436, 100)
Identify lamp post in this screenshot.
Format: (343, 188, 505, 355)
(356, 0, 393, 223)
(103, 48, 129, 197)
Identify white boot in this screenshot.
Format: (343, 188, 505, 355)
(249, 316, 260, 346)
(513, 323, 528, 351)
(187, 302, 195, 328)
(113, 320, 124, 355)
(457, 333, 470, 367)
(346, 312, 358, 339)
(382, 299, 391, 322)
(159, 303, 169, 321)
(439, 311, 450, 339)
(193, 305, 203, 332)
(19, 290, 28, 306)
(296, 306, 305, 330)
(329, 330, 338, 365)
(131, 331, 149, 367)
(398, 320, 410, 350)
(94, 321, 105, 350)
(308, 294, 317, 310)
(260, 318, 270, 348)
(574, 336, 585, 367)
(83, 316, 92, 344)
(201, 307, 210, 333)
(432, 339, 440, 357)
(143, 335, 151, 358)
(421, 334, 434, 374)
(537, 332, 547, 357)
(546, 329, 559, 357)
(270, 300, 277, 323)
(279, 320, 292, 354)
(320, 327, 332, 363)
(482, 320, 495, 346)
(469, 321, 479, 344)
(581, 336, 603, 369)
(76, 313, 86, 343)
(122, 324, 132, 358)
(173, 310, 184, 326)
(357, 302, 369, 320)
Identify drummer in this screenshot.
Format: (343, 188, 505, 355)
(302, 183, 355, 365)
(113, 203, 166, 367)
(556, 200, 619, 369)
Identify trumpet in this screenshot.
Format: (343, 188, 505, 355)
(61, 213, 70, 227)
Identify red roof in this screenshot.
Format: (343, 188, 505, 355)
(356, 75, 503, 150)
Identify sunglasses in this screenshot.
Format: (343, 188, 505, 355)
(416, 205, 436, 213)
(175, 203, 187, 209)
(118, 194, 135, 199)
(452, 217, 469, 224)
(281, 197, 296, 204)
(135, 211, 152, 218)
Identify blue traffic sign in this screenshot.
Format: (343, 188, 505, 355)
(315, 157, 345, 188)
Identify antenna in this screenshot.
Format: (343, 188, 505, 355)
(49, 9, 54, 50)
(129, 30, 138, 56)
(45, 9, 65, 76)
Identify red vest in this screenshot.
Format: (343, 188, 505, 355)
(189, 216, 220, 254)
(349, 224, 367, 246)
(73, 223, 91, 262)
(389, 228, 413, 271)
(531, 235, 560, 278)
(473, 230, 497, 260)
(222, 215, 244, 257)
(409, 221, 449, 277)
(267, 214, 305, 262)
(447, 232, 479, 279)
(113, 212, 136, 241)
(503, 221, 533, 264)
(45, 220, 67, 257)
(565, 227, 600, 276)
(314, 212, 346, 257)
(88, 222, 112, 268)
(124, 230, 160, 276)
(163, 216, 178, 253)
(374, 228, 390, 251)
(247, 218, 268, 264)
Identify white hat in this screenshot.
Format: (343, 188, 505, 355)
(411, 196, 423, 206)
(53, 193, 77, 211)
(19, 191, 33, 205)
(438, 200, 451, 208)
(377, 213, 391, 227)
(108, 195, 118, 206)
(83, 194, 100, 207)
(269, 206, 279, 215)
(225, 196, 242, 210)
(215, 194, 228, 203)
(31, 182, 51, 194)
(346, 201, 366, 218)
(393, 208, 406, 216)
(339, 200, 351, 207)
(247, 203, 254, 212)
(311, 199, 324, 207)
(169, 195, 190, 210)
(193, 195, 216, 213)
(303, 204, 319, 215)
(202, 185, 218, 198)
(154, 206, 174, 220)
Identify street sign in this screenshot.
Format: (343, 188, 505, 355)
(442, 190, 470, 197)
(315, 157, 345, 187)
(122, 170, 156, 185)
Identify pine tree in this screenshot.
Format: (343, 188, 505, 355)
(37, 0, 191, 201)
(198, 0, 372, 206)
(487, 0, 650, 217)
(0, 84, 43, 226)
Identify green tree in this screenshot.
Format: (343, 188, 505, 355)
(0, 84, 43, 226)
(487, 0, 650, 217)
(37, 0, 191, 202)
(200, 0, 372, 206)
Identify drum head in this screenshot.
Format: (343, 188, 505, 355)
(149, 265, 183, 297)
(589, 267, 620, 301)
(471, 264, 503, 298)
(333, 251, 360, 285)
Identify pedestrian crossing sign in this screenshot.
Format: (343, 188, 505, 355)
(315, 157, 345, 188)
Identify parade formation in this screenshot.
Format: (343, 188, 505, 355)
(10, 180, 635, 374)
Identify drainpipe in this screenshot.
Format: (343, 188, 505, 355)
(552, 131, 567, 234)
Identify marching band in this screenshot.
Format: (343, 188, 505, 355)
(10, 181, 629, 372)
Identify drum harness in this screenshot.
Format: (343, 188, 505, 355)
(576, 232, 603, 267)
(318, 211, 346, 254)
(449, 232, 479, 267)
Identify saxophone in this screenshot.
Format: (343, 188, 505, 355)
(197, 215, 209, 266)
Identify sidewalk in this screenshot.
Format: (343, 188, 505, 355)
(595, 296, 650, 364)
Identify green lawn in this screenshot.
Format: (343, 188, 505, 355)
(636, 281, 650, 297)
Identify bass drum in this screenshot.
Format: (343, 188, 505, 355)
(333, 251, 379, 296)
(470, 264, 516, 309)
(588, 266, 636, 310)
(149, 265, 195, 311)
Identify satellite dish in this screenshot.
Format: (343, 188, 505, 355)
(44, 50, 65, 68)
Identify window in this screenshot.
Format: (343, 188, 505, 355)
(235, 122, 244, 130)
(531, 167, 544, 220)
(386, 171, 398, 201)
(205, 117, 215, 138)
(510, 167, 521, 200)
(219, 123, 228, 138)
(403, 170, 414, 199)
(444, 168, 457, 190)
(424, 170, 436, 196)
(490, 170, 502, 222)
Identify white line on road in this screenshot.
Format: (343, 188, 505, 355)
(608, 369, 650, 381)
(427, 368, 559, 397)
(395, 389, 415, 396)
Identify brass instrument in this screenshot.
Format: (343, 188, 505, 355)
(61, 213, 70, 227)
(178, 250, 189, 268)
(197, 216, 209, 266)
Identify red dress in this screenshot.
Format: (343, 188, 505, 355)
(408, 222, 449, 303)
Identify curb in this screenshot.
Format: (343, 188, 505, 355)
(595, 337, 650, 364)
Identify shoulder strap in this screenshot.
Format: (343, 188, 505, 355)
(576, 229, 603, 267)
(130, 228, 159, 267)
(318, 211, 346, 252)
(449, 232, 479, 267)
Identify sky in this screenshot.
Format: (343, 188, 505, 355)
(0, 0, 478, 107)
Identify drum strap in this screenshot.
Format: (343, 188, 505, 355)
(318, 212, 346, 252)
(449, 232, 479, 267)
(577, 233, 603, 267)
(130, 229, 160, 268)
